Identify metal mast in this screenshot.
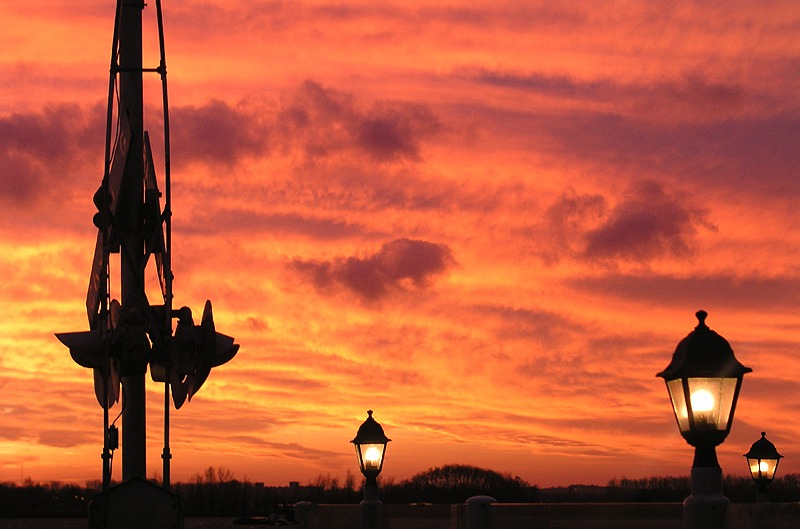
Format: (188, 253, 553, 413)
(117, 0, 147, 482)
(56, 0, 239, 505)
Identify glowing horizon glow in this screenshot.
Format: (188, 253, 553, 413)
(2, 0, 800, 489)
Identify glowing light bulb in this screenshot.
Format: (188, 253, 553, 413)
(690, 389, 715, 412)
(364, 446, 381, 469)
(759, 461, 771, 473)
(689, 388, 717, 427)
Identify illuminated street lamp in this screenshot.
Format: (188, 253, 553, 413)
(745, 432, 783, 495)
(351, 410, 391, 529)
(657, 310, 751, 529)
(352, 410, 391, 480)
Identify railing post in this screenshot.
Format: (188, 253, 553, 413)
(466, 495, 496, 529)
(295, 501, 317, 529)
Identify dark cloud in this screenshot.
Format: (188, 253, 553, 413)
(179, 208, 369, 240)
(583, 180, 711, 261)
(536, 182, 711, 264)
(278, 160, 498, 215)
(170, 99, 269, 166)
(0, 104, 102, 205)
(567, 273, 800, 312)
(290, 238, 454, 302)
(356, 102, 439, 160)
(278, 80, 440, 162)
(578, 113, 800, 197)
(459, 70, 799, 198)
(471, 68, 745, 114)
(539, 188, 606, 263)
(37, 429, 93, 448)
(0, 107, 75, 159)
(0, 154, 41, 202)
(165, 81, 439, 168)
(474, 69, 612, 99)
(516, 351, 596, 390)
(473, 304, 580, 348)
(222, 437, 347, 462)
(0, 84, 447, 227)
(0, 423, 26, 442)
(662, 73, 745, 110)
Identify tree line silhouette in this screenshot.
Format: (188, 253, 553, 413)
(3, 465, 800, 518)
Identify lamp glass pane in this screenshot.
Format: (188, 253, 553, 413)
(358, 443, 385, 473)
(748, 457, 778, 481)
(686, 377, 737, 431)
(666, 379, 690, 432)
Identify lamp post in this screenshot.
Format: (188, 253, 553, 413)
(744, 432, 783, 529)
(657, 310, 751, 529)
(351, 410, 391, 529)
(745, 432, 782, 529)
(745, 432, 783, 498)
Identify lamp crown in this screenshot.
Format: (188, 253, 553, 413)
(744, 431, 783, 460)
(657, 309, 752, 380)
(351, 410, 391, 445)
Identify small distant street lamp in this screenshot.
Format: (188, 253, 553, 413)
(745, 432, 783, 529)
(745, 432, 783, 497)
(352, 410, 391, 529)
(657, 310, 751, 529)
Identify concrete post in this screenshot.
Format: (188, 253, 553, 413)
(684, 467, 729, 529)
(752, 491, 772, 529)
(466, 495, 496, 529)
(295, 501, 317, 529)
(361, 477, 381, 529)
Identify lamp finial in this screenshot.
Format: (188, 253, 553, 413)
(695, 310, 708, 328)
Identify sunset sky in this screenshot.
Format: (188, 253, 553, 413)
(2, 1, 800, 490)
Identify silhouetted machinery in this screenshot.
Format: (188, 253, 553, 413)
(57, 299, 238, 410)
(54, 0, 238, 512)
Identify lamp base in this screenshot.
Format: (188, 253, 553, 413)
(360, 477, 380, 529)
(684, 467, 730, 529)
(360, 498, 381, 529)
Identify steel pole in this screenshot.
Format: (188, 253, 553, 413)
(118, 0, 147, 482)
